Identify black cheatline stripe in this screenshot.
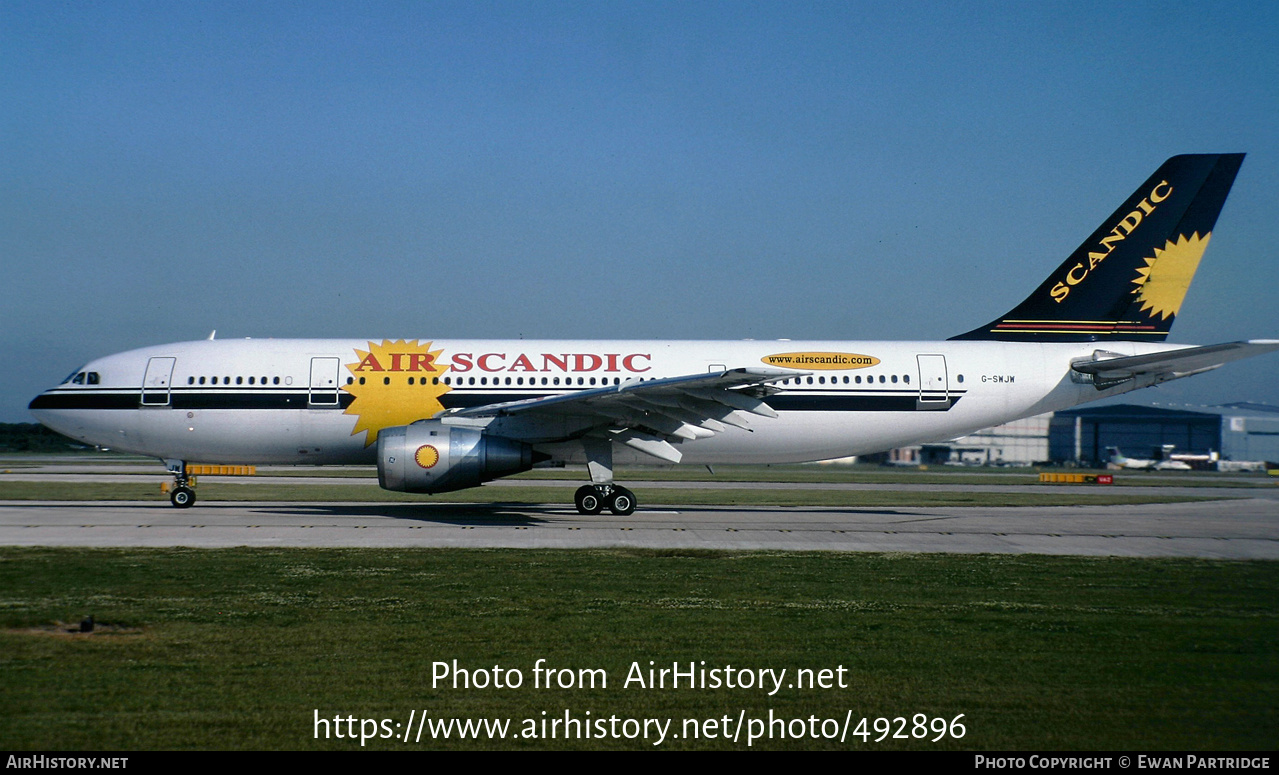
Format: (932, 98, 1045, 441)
(766, 394, 962, 412)
(33, 389, 964, 413)
(30, 390, 352, 411)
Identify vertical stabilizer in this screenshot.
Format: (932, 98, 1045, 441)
(951, 154, 1244, 342)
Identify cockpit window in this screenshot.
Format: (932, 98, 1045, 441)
(62, 368, 84, 384)
(72, 372, 86, 385)
(87, 372, 100, 385)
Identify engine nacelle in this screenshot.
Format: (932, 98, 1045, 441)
(377, 420, 538, 494)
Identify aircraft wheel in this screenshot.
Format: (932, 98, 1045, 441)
(170, 486, 196, 508)
(574, 485, 604, 515)
(608, 486, 636, 516)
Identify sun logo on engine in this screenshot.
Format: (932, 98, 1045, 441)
(343, 340, 451, 446)
(1131, 232, 1211, 321)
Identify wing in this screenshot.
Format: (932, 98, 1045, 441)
(1072, 340, 1279, 384)
(439, 367, 802, 463)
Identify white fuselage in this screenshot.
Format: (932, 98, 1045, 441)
(30, 337, 1179, 467)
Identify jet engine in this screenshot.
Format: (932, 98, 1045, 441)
(377, 420, 540, 494)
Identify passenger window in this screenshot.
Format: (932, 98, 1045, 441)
(188, 377, 195, 385)
(904, 374, 910, 384)
(236, 376, 243, 385)
(891, 375, 898, 383)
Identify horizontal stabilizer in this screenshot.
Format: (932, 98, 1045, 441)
(1072, 340, 1279, 380)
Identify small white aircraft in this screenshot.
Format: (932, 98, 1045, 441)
(30, 154, 1279, 512)
(1105, 447, 1193, 471)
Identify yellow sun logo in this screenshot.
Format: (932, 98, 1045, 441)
(415, 445, 440, 468)
(343, 340, 451, 446)
(1131, 232, 1211, 320)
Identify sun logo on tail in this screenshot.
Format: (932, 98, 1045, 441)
(1131, 232, 1211, 320)
(343, 340, 451, 446)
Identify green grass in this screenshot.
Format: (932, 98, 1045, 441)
(1, 548, 1275, 750)
(0, 479, 1231, 507)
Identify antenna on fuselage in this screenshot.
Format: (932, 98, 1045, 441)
(207, 330, 217, 341)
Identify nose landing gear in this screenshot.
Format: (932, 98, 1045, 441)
(170, 484, 196, 508)
(163, 459, 196, 508)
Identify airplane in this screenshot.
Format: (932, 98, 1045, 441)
(29, 153, 1279, 512)
(1105, 447, 1193, 471)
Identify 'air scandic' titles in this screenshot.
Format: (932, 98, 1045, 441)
(351, 352, 652, 374)
(347, 352, 649, 375)
(1049, 180, 1172, 303)
(449, 353, 652, 373)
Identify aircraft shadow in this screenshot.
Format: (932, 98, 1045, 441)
(249, 501, 554, 526)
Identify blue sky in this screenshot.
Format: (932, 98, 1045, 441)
(3, 1, 1278, 422)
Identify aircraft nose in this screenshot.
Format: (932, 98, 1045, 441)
(29, 388, 58, 413)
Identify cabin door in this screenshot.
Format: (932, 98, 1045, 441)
(916, 354, 949, 409)
(309, 357, 342, 407)
(141, 357, 176, 406)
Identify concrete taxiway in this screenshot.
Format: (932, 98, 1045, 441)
(1, 497, 1276, 558)
(3, 459, 1276, 557)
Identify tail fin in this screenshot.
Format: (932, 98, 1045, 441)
(951, 153, 1245, 342)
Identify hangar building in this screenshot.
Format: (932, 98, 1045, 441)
(1048, 403, 1279, 466)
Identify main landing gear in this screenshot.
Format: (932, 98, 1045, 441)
(573, 437, 637, 516)
(164, 459, 196, 508)
(574, 484, 636, 516)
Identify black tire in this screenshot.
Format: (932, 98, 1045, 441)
(574, 485, 604, 515)
(170, 486, 196, 508)
(608, 486, 636, 516)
